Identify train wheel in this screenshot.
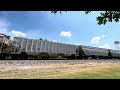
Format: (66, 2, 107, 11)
(99, 56, 102, 59)
(21, 52, 28, 60)
(91, 55, 96, 59)
(11, 54, 18, 60)
(6, 54, 12, 59)
(56, 53, 65, 59)
(78, 56, 83, 60)
(70, 54, 75, 60)
(36, 53, 49, 60)
(0, 53, 6, 60)
(88, 57, 92, 60)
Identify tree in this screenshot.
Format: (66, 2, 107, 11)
(37, 38, 48, 41)
(39, 38, 43, 41)
(44, 39, 48, 41)
(51, 11, 120, 25)
(114, 41, 120, 50)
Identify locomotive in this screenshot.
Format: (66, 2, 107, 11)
(0, 33, 120, 60)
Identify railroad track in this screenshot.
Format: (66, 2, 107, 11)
(0, 59, 120, 67)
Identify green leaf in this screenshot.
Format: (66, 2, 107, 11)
(85, 11, 91, 14)
(108, 17, 112, 22)
(51, 11, 57, 14)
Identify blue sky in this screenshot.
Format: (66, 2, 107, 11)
(0, 11, 120, 50)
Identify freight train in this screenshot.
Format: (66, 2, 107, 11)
(76, 45, 120, 59)
(0, 33, 120, 60)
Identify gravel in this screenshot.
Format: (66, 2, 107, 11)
(0, 59, 120, 67)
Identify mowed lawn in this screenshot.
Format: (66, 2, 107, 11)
(59, 66, 120, 79)
(0, 60, 120, 79)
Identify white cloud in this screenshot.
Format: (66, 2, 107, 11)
(11, 30, 26, 37)
(52, 40, 57, 42)
(0, 18, 13, 39)
(91, 36, 101, 44)
(0, 29, 26, 39)
(40, 11, 45, 12)
(60, 31, 72, 37)
(0, 19, 8, 29)
(91, 35, 105, 44)
(118, 44, 120, 47)
(99, 44, 111, 49)
(0, 18, 26, 39)
(101, 35, 105, 38)
(0, 29, 9, 34)
(75, 43, 81, 45)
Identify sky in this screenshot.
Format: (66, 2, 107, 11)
(0, 11, 120, 50)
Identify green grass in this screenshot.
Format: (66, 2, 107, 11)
(36, 66, 120, 79)
(55, 67, 120, 79)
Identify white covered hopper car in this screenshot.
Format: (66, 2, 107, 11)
(13, 37, 78, 59)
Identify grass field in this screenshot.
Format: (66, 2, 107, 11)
(0, 60, 120, 79)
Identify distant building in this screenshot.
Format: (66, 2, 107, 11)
(0, 33, 10, 45)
